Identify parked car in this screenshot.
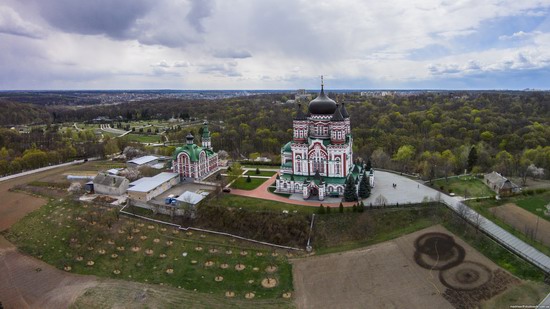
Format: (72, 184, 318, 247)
(222, 188, 231, 193)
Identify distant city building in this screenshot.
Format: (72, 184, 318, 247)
(172, 121, 219, 180)
(92, 173, 129, 196)
(276, 78, 372, 200)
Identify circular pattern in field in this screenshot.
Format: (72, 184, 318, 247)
(225, 250, 232, 255)
(439, 261, 492, 291)
(148, 225, 155, 230)
(261, 278, 278, 288)
(235, 264, 245, 271)
(265, 265, 278, 273)
(204, 260, 214, 267)
(240, 251, 248, 256)
(63, 266, 72, 272)
(413, 233, 465, 270)
(131, 246, 141, 252)
(113, 269, 121, 275)
(166, 268, 174, 274)
(215, 275, 224, 282)
(256, 252, 263, 256)
(245, 292, 255, 299)
(111, 254, 118, 259)
(166, 241, 173, 246)
(225, 291, 235, 298)
(195, 246, 203, 251)
(145, 249, 154, 256)
(153, 239, 160, 243)
(86, 261, 94, 266)
(140, 236, 147, 240)
(209, 248, 218, 253)
(220, 263, 229, 269)
(282, 292, 292, 299)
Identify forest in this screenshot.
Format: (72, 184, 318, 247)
(0, 91, 549, 180)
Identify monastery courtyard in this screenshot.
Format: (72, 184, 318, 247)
(233, 170, 440, 207)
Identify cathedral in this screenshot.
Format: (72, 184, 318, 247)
(275, 79, 373, 200)
(172, 121, 219, 180)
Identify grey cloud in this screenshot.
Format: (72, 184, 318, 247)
(29, 0, 214, 48)
(33, 0, 153, 39)
(213, 49, 252, 59)
(198, 62, 240, 77)
(0, 6, 45, 39)
(187, 0, 214, 33)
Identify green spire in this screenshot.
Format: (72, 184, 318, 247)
(202, 121, 210, 138)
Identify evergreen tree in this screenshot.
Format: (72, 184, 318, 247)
(359, 201, 365, 213)
(318, 204, 326, 214)
(255, 167, 260, 175)
(358, 171, 371, 199)
(246, 174, 251, 183)
(339, 202, 344, 213)
(326, 205, 331, 213)
(352, 204, 357, 212)
(343, 175, 358, 202)
(366, 158, 372, 171)
(467, 146, 478, 172)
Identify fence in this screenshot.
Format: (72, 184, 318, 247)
(119, 204, 303, 252)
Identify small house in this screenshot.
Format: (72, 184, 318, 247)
(93, 173, 129, 196)
(484, 171, 520, 196)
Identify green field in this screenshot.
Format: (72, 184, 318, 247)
(466, 192, 550, 257)
(516, 195, 550, 222)
(433, 175, 494, 197)
(124, 133, 162, 143)
(215, 194, 316, 215)
(246, 170, 277, 177)
(230, 177, 267, 190)
(5, 199, 294, 300)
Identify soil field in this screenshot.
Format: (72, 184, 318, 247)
(0, 164, 80, 232)
(490, 203, 550, 247)
(292, 225, 520, 309)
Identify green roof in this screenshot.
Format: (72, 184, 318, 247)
(173, 143, 214, 162)
(282, 141, 292, 153)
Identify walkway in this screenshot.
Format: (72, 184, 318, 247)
(440, 194, 550, 274)
(0, 158, 92, 184)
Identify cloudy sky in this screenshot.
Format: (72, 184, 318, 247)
(1, 0, 550, 90)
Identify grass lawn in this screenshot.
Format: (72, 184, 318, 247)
(124, 133, 161, 143)
(466, 192, 550, 257)
(242, 165, 279, 170)
(268, 186, 292, 198)
(215, 194, 316, 215)
(4, 198, 294, 300)
(516, 194, 550, 222)
(230, 177, 267, 190)
(444, 219, 544, 281)
(313, 206, 443, 255)
(432, 175, 494, 197)
(246, 170, 277, 177)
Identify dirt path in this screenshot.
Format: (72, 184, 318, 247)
(490, 203, 550, 247)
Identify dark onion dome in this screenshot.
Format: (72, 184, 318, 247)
(340, 102, 350, 118)
(186, 132, 194, 142)
(331, 103, 344, 121)
(294, 103, 307, 120)
(308, 85, 337, 115)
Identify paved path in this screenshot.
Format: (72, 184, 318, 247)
(0, 159, 92, 184)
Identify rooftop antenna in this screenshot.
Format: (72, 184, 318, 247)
(321, 75, 324, 91)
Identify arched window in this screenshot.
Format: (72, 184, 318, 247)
(335, 158, 341, 175)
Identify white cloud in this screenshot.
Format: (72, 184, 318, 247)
(0, 6, 45, 39)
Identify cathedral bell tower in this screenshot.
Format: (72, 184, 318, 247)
(293, 103, 308, 143)
(201, 121, 211, 149)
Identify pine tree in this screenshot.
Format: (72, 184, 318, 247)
(467, 146, 478, 172)
(339, 202, 344, 213)
(317, 204, 326, 214)
(343, 175, 358, 202)
(359, 201, 365, 213)
(246, 174, 251, 183)
(358, 171, 371, 199)
(326, 205, 331, 213)
(366, 158, 372, 171)
(255, 167, 260, 175)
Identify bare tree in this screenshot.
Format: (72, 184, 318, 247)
(374, 194, 388, 206)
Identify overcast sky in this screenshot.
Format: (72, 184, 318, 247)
(1, 0, 550, 90)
